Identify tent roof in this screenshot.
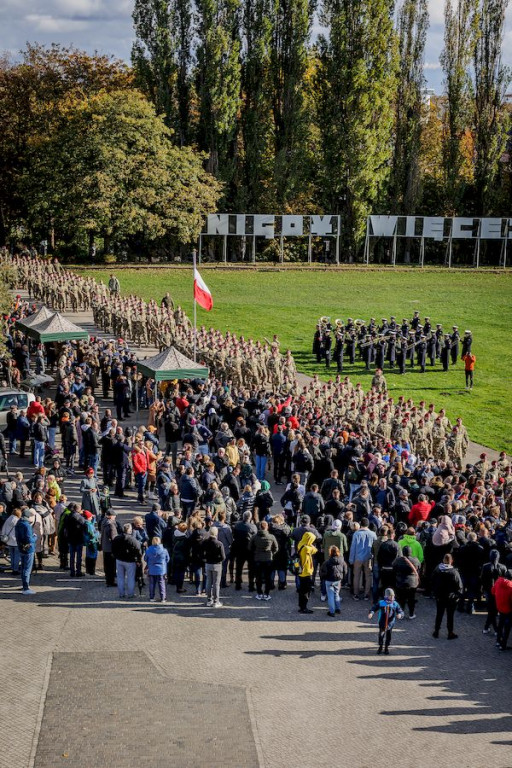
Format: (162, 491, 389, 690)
(137, 346, 209, 381)
(25, 311, 89, 342)
(15, 305, 54, 332)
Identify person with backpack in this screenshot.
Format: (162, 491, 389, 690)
(296, 531, 317, 614)
(431, 553, 463, 639)
(250, 521, 278, 601)
(320, 545, 344, 617)
(368, 588, 404, 654)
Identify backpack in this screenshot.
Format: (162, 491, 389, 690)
(289, 545, 303, 576)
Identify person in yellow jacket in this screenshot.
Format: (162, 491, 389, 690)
(297, 532, 317, 614)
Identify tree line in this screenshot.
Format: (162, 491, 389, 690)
(0, 0, 510, 261)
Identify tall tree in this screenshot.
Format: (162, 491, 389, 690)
(240, 0, 275, 209)
(389, 0, 429, 214)
(195, 0, 242, 193)
(22, 90, 221, 251)
(317, 0, 398, 258)
(270, 0, 314, 206)
(472, 0, 511, 214)
(132, 0, 192, 145)
(440, 0, 478, 212)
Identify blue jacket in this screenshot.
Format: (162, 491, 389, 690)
(349, 528, 377, 564)
(370, 598, 404, 629)
(15, 518, 36, 554)
(145, 544, 170, 575)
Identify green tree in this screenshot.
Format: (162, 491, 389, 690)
(132, 0, 192, 145)
(270, 0, 314, 206)
(472, 0, 511, 214)
(389, 0, 429, 215)
(317, 0, 398, 259)
(0, 44, 133, 246)
(440, 0, 478, 212)
(239, 0, 275, 209)
(22, 90, 222, 252)
(195, 0, 242, 194)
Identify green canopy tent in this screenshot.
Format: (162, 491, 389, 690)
(23, 311, 89, 342)
(15, 305, 54, 334)
(137, 346, 209, 381)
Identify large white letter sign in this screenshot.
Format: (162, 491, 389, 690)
(452, 218, 476, 239)
(310, 215, 335, 236)
(253, 215, 275, 239)
(369, 216, 398, 237)
(207, 214, 229, 235)
(480, 219, 502, 239)
(281, 215, 304, 236)
(422, 217, 445, 241)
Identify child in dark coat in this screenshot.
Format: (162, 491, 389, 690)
(368, 587, 404, 654)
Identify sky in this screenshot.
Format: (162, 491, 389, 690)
(1, 0, 512, 92)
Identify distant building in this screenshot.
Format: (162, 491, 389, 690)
(422, 88, 437, 108)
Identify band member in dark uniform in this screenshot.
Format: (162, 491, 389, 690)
(441, 335, 451, 372)
(450, 326, 460, 365)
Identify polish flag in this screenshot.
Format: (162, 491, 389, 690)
(193, 268, 213, 311)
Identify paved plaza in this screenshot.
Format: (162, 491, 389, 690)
(1, 548, 512, 768)
(0, 291, 510, 768)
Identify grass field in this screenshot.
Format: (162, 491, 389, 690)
(76, 267, 512, 452)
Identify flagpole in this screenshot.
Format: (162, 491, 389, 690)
(193, 247, 197, 362)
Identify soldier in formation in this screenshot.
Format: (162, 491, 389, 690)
(4, 252, 298, 394)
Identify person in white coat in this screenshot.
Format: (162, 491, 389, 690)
(1, 508, 22, 573)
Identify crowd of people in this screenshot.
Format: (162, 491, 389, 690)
(313, 313, 474, 377)
(1, 367, 511, 649)
(0, 254, 511, 654)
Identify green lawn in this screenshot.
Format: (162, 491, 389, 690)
(76, 266, 512, 451)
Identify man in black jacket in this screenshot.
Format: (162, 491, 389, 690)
(112, 434, 131, 497)
(63, 504, 87, 577)
(202, 527, 225, 606)
(111, 523, 142, 598)
(432, 553, 463, 639)
(249, 521, 278, 600)
(455, 532, 485, 614)
(233, 511, 257, 591)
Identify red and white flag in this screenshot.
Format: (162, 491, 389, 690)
(193, 268, 213, 311)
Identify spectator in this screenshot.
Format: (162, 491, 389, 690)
(112, 522, 142, 599)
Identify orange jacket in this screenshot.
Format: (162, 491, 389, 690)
(462, 354, 476, 371)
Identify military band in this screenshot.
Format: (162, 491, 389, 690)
(313, 314, 472, 376)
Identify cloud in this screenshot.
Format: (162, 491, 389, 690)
(25, 14, 91, 33)
(1, 0, 511, 92)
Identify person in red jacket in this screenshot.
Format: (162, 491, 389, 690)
(492, 571, 512, 651)
(131, 443, 148, 504)
(408, 494, 435, 527)
(27, 396, 45, 419)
